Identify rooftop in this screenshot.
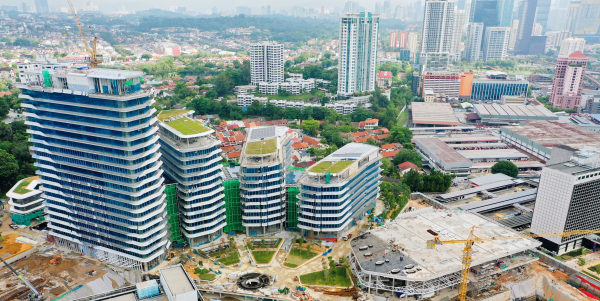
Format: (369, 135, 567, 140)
(158, 110, 193, 121)
(501, 120, 600, 151)
(245, 138, 278, 155)
(469, 173, 513, 186)
(474, 104, 557, 119)
(350, 208, 541, 280)
(11, 176, 39, 195)
(159, 265, 195, 296)
(163, 117, 210, 136)
(411, 103, 459, 126)
(309, 160, 355, 174)
(457, 149, 529, 160)
(414, 137, 471, 164)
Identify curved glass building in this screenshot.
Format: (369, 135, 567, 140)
(157, 110, 225, 247)
(19, 67, 169, 272)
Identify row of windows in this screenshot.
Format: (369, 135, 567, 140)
(160, 141, 218, 158)
(40, 145, 154, 167)
(29, 109, 152, 128)
(161, 148, 219, 167)
(183, 211, 225, 226)
(302, 162, 379, 193)
(40, 169, 160, 193)
(184, 206, 224, 220)
(27, 100, 151, 119)
(244, 208, 282, 217)
(183, 219, 225, 234)
(241, 172, 283, 182)
(51, 226, 161, 254)
(34, 134, 152, 156)
(179, 170, 222, 191)
(45, 182, 161, 209)
(242, 194, 282, 204)
(32, 126, 154, 148)
(38, 159, 157, 183)
(242, 202, 282, 210)
(50, 211, 162, 235)
(165, 165, 220, 184)
(162, 154, 220, 174)
(30, 118, 152, 139)
(301, 186, 378, 216)
(24, 90, 150, 109)
(243, 165, 281, 174)
(51, 213, 161, 243)
(37, 153, 157, 176)
(46, 196, 162, 219)
(244, 187, 282, 196)
(243, 179, 283, 189)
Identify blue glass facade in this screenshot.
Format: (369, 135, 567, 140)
(21, 78, 169, 272)
(470, 80, 529, 101)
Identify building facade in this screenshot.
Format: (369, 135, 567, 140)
(19, 68, 169, 272)
(298, 143, 381, 240)
(157, 111, 225, 247)
(514, 0, 538, 55)
(6, 176, 45, 226)
(421, 71, 461, 99)
(419, 0, 459, 70)
(559, 37, 586, 56)
(482, 27, 510, 61)
(549, 52, 588, 110)
(250, 42, 284, 85)
(464, 22, 484, 63)
(565, 0, 600, 35)
(338, 12, 379, 96)
(471, 79, 529, 100)
(34, 0, 49, 13)
(239, 126, 295, 236)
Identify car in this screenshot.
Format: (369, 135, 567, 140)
(9, 224, 18, 230)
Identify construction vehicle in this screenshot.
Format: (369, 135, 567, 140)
(427, 227, 600, 301)
(166, 252, 175, 260)
(0, 256, 44, 301)
(66, 0, 102, 68)
(50, 254, 62, 265)
(279, 287, 290, 294)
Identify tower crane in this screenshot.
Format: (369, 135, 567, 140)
(66, 0, 101, 68)
(427, 227, 600, 301)
(0, 256, 44, 300)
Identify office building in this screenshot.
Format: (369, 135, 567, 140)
(338, 12, 379, 96)
(471, 77, 529, 100)
(250, 42, 284, 85)
(344, 1, 358, 13)
(420, 0, 458, 70)
(560, 37, 586, 56)
(239, 126, 295, 236)
(464, 22, 484, 63)
(6, 176, 45, 226)
(19, 67, 168, 272)
(400, 49, 411, 61)
(549, 52, 588, 110)
(565, 0, 600, 35)
(469, 0, 502, 29)
(157, 110, 225, 247)
(482, 27, 510, 61)
(514, 0, 538, 55)
(395, 5, 405, 19)
(451, 9, 465, 60)
(412, 72, 422, 95)
(298, 143, 381, 240)
(531, 149, 600, 254)
(459, 72, 474, 99)
(535, 0, 551, 31)
(509, 20, 519, 49)
(500, 0, 515, 26)
(34, 0, 48, 14)
(421, 71, 461, 99)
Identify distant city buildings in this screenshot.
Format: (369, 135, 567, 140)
(420, 0, 462, 70)
(250, 41, 284, 86)
(514, 0, 538, 55)
(337, 12, 379, 96)
(565, 1, 600, 35)
(389, 30, 408, 48)
(464, 22, 484, 63)
(559, 37, 586, 56)
(482, 27, 510, 61)
(34, 0, 48, 14)
(549, 51, 588, 110)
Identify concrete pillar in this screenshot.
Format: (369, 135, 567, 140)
(369, 274, 372, 294)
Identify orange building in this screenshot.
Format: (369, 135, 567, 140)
(459, 72, 474, 99)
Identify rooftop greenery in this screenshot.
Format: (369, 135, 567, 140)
(165, 117, 210, 135)
(245, 138, 278, 155)
(309, 160, 354, 174)
(157, 109, 192, 121)
(13, 176, 39, 194)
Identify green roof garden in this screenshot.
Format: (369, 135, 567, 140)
(164, 117, 211, 135)
(13, 176, 39, 194)
(309, 160, 354, 174)
(245, 138, 278, 155)
(157, 110, 192, 121)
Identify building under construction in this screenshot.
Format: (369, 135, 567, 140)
(348, 208, 541, 298)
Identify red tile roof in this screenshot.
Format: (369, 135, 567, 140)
(377, 71, 393, 78)
(354, 137, 370, 143)
(292, 143, 310, 149)
(221, 146, 236, 152)
(302, 136, 321, 146)
(226, 151, 241, 159)
(381, 143, 401, 150)
(569, 51, 586, 58)
(398, 161, 420, 171)
(381, 150, 399, 158)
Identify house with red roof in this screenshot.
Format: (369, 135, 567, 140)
(226, 151, 241, 160)
(381, 143, 402, 151)
(377, 71, 393, 87)
(398, 161, 420, 174)
(302, 136, 323, 148)
(380, 150, 399, 158)
(292, 142, 310, 150)
(359, 119, 379, 130)
(354, 137, 370, 143)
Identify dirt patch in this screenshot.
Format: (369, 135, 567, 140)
(0, 234, 34, 259)
(530, 261, 570, 281)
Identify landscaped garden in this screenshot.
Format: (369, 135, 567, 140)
(202, 239, 241, 266)
(300, 257, 352, 286)
(193, 268, 216, 281)
(253, 251, 276, 264)
(283, 238, 324, 268)
(247, 238, 283, 265)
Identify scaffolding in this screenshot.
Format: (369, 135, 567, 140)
(11, 210, 44, 226)
(165, 184, 183, 244)
(287, 187, 300, 228)
(223, 179, 245, 233)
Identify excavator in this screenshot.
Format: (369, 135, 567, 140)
(66, 0, 102, 68)
(427, 227, 600, 301)
(50, 254, 62, 265)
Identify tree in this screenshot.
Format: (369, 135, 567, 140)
(578, 257, 586, 266)
(0, 150, 19, 193)
(491, 161, 519, 177)
(214, 73, 234, 96)
(388, 126, 413, 144)
(141, 54, 152, 61)
(392, 149, 422, 167)
(301, 119, 320, 134)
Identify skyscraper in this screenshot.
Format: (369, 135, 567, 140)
(338, 12, 379, 96)
(389, 31, 398, 47)
(514, 0, 538, 55)
(157, 111, 225, 247)
(250, 42, 284, 85)
(500, 0, 514, 26)
(420, 0, 460, 70)
(344, 1, 358, 13)
(464, 22, 484, 62)
(236, 6, 252, 16)
(565, 1, 600, 35)
(559, 37, 586, 56)
(19, 66, 169, 272)
(535, 0, 551, 32)
(469, 0, 502, 28)
(482, 27, 510, 61)
(549, 51, 588, 110)
(509, 19, 519, 49)
(34, 0, 48, 14)
(407, 32, 419, 53)
(451, 9, 465, 60)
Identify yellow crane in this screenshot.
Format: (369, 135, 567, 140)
(427, 227, 600, 301)
(66, 0, 101, 68)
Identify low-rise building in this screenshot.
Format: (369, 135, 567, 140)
(414, 137, 472, 178)
(359, 119, 379, 130)
(6, 176, 45, 226)
(376, 71, 393, 87)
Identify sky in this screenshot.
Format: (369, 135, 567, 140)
(8, 0, 416, 14)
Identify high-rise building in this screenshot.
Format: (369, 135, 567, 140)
(451, 9, 465, 60)
(338, 12, 379, 96)
(560, 37, 586, 56)
(469, 0, 502, 28)
(531, 149, 600, 254)
(157, 110, 225, 247)
(420, 0, 458, 70)
(375, 3, 382, 13)
(34, 0, 48, 13)
(545, 31, 571, 49)
(19, 67, 169, 272)
(398, 31, 408, 48)
(236, 6, 252, 15)
(535, 0, 551, 32)
(500, 0, 514, 27)
(298, 143, 381, 240)
(464, 22, 484, 63)
(412, 72, 422, 94)
(421, 71, 462, 99)
(394, 5, 405, 19)
(532, 23, 543, 36)
(482, 27, 510, 61)
(250, 42, 284, 86)
(389, 31, 398, 47)
(239, 126, 295, 236)
(565, 1, 600, 35)
(549, 51, 588, 110)
(509, 19, 519, 49)
(344, 1, 358, 13)
(514, 0, 538, 55)
(407, 32, 419, 53)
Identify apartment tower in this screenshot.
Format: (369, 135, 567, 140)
(338, 12, 379, 96)
(19, 67, 169, 272)
(250, 41, 284, 85)
(482, 27, 510, 61)
(549, 51, 588, 110)
(420, 0, 460, 70)
(464, 22, 484, 63)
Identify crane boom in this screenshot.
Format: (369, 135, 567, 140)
(427, 227, 600, 301)
(66, 0, 101, 68)
(0, 256, 43, 299)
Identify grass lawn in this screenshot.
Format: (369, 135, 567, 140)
(397, 109, 409, 127)
(252, 250, 276, 264)
(13, 176, 38, 194)
(284, 247, 319, 267)
(218, 252, 240, 265)
(300, 267, 352, 287)
(255, 94, 317, 101)
(164, 117, 210, 135)
(245, 138, 278, 155)
(560, 248, 585, 260)
(309, 161, 354, 174)
(158, 109, 191, 121)
(198, 273, 216, 281)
